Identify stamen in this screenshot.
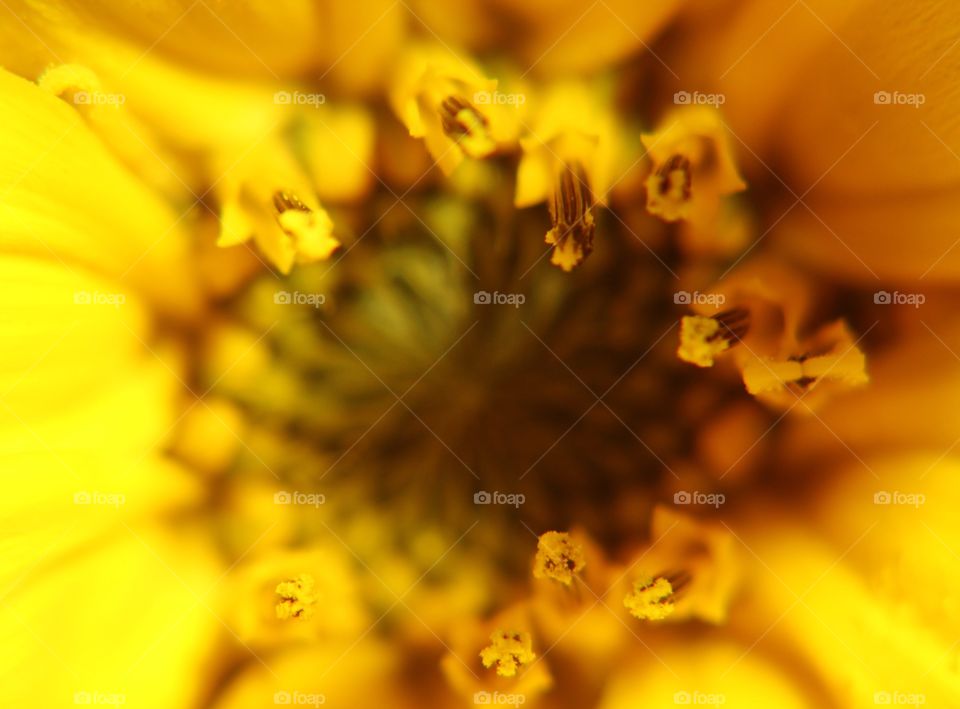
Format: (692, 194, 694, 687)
(742, 344, 867, 396)
(532, 531, 586, 586)
(439, 96, 484, 137)
(665, 569, 692, 596)
(438, 95, 495, 157)
(657, 155, 693, 199)
(546, 162, 596, 272)
(678, 307, 750, 367)
(624, 574, 680, 621)
(275, 573, 319, 620)
(646, 153, 693, 221)
(480, 629, 536, 677)
(267, 190, 340, 268)
(273, 191, 312, 215)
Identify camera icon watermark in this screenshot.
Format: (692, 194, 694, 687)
(474, 290, 526, 308)
(873, 491, 925, 508)
(473, 490, 525, 508)
(273, 91, 326, 107)
(873, 91, 925, 108)
(274, 490, 326, 508)
(873, 290, 925, 308)
(674, 90, 726, 107)
(274, 290, 326, 308)
(673, 490, 725, 509)
(674, 290, 725, 308)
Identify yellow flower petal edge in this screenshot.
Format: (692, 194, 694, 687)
(0, 525, 221, 709)
(0, 68, 199, 314)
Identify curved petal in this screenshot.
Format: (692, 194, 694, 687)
(0, 68, 200, 314)
(0, 525, 221, 708)
(0, 0, 325, 79)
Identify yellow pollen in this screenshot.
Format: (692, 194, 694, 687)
(532, 531, 586, 586)
(624, 576, 676, 621)
(275, 574, 319, 620)
(677, 308, 749, 368)
(742, 347, 868, 395)
(480, 629, 536, 677)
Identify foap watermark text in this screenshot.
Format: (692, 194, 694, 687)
(475, 290, 525, 308)
(674, 490, 725, 508)
(474, 490, 525, 508)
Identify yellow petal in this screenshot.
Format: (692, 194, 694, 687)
(298, 104, 377, 203)
(741, 491, 960, 708)
(0, 525, 221, 708)
(498, 0, 685, 76)
(0, 0, 326, 79)
(671, 0, 867, 157)
(773, 193, 960, 283)
(212, 641, 406, 709)
(389, 45, 505, 176)
(675, 0, 960, 281)
(784, 308, 960, 457)
(0, 68, 199, 314)
(214, 139, 340, 274)
(0, 256, 206, 592)
(642, 106, 746, 226)
(599, 638, 810, 708)
(771, 0, 960, 196)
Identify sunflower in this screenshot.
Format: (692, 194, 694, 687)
(3, 1, 960, 707)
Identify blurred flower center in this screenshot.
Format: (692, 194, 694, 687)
(207, 177, 767, 573)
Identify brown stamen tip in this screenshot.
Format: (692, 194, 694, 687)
(710, 307, 750, 345)
(273, 191, 311, 214)
(548, 162, 596, 262)
(439, 95, 487, 140)
(655, 154, 692, 200)
(663, 569, 692, 596)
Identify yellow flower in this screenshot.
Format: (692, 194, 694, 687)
(0, 67, 220, 707)
(390, 45, 522, 176)
(598, 638, 810, 708)
(642, 106, 746, 226)
(733, 454, 960, 707)
(515, 81, 623, 270)
(675, 256, 869, 409)
(674, 0, 960, 281)
(5, 1, 960, 707)
(214, 137, 341, 275)
(443, 601, 553, 704)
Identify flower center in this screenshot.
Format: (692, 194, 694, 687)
(207, 167, 776, 581)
